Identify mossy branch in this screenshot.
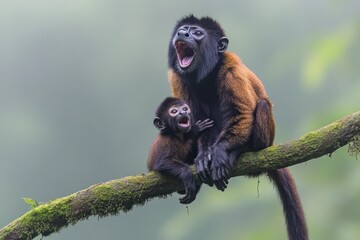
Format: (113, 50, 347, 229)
(1, 111, 360, 240)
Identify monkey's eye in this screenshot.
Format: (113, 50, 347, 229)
(169, 108, 178, 116)
(182, 106, 188, 111)
(194, 31, 203, 36)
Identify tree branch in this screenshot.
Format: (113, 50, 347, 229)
(1, 111, 360, 240)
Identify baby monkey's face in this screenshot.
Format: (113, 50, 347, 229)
(168, 103, 192, 133)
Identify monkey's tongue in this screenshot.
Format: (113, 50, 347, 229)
(179, 117, 190, 127)
(180, 56, 194, 68)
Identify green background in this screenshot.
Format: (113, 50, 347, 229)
(0, 1, 359, 239)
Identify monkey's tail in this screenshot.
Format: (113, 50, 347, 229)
(267, 169, 308, 240)
(254, 99, 308, 239)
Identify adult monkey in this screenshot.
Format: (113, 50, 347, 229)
(167, 15, 308, 240)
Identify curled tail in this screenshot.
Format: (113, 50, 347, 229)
(253, 99, 308, 240)
(267, 169, 308, 240)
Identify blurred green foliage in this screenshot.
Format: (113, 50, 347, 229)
(302, 24, 356, 89)
(0, 1, 359, 240)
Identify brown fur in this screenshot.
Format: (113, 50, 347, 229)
(147, 134, 195, 169)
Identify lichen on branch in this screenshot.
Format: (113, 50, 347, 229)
(348, 135, 360, 158)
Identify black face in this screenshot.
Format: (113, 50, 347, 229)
(168, 15, 229, 83)
(173, 25, 206, 70)
(154, 97, 193, 134)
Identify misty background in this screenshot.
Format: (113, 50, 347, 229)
(0, 1, 359, 239)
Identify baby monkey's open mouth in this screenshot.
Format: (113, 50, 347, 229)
(178, 116, 190, 128)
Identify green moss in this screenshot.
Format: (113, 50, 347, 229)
(0, 196, 74, 239)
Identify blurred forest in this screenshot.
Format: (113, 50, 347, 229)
(0, 1, 359, 239)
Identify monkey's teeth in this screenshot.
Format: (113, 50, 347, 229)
(179, 123, 190, 127)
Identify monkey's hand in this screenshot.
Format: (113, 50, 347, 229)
(179, 176, 200, 204)
(194, 148, 214, 186)
(209, 143, 231, 191)
(196, 119, 214, 132)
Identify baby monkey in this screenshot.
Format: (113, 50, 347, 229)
(148, 97, 213, 204)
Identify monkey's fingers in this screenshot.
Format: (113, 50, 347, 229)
(202, 119, 214, 124)
(197, 119, 214, 131)
(220, 166, 230, 185)
(213, 180, 227, 191)
(179, 193, 195, 204)
(196, 158, 213, 185)
(203, 121, 214, 129)
(220, 164, 230, 180)
(198, 167, 213, 185)
(204, 153, 214, 183)
(213, 168, 228, 191)
(213, 182, 222, 191)
(179, 186, 197, 204)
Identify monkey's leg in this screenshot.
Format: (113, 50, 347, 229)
(153, 159, 198, 204)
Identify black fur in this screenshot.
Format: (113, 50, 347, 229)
(172, 15, 225, 37)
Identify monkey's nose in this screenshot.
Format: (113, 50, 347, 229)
(178, 29, 190, 38)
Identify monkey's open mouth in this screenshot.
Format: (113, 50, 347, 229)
(175, 41, 195, 68)
(178, 116, 190, 128)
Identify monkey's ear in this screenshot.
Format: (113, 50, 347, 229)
(218, 37, 229, 53)
(153, 117, 166, 130)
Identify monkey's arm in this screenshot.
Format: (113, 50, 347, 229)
(209, 71, 258, 190)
